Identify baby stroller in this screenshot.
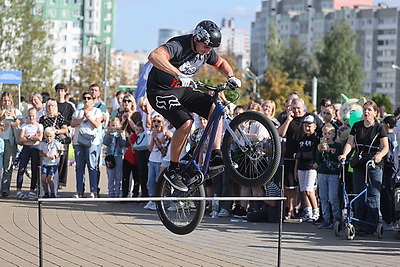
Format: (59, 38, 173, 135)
(334, 159, 384, 240)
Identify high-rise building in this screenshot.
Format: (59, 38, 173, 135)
(34, 0, 115, 82)
(251, 0, 400, 106)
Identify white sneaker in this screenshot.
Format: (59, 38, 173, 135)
(167, 204, 177, 212)
(144, 201, 154, 210)
(88, 192, 97, 198)
(383, 223, 394, 231)
(218, 208, 230, 217)
(148, 202, 157, 211)
(27, 191, 36, 200)
(16, 191, 26, 200)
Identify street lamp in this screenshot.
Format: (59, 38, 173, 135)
(392, 64, 400, 70)
(95, 41, 109, 104)
(244, 67, 260, 99)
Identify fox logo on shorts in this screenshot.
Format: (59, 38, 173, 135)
(156, 95, 181, 110)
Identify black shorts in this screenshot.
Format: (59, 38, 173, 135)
(147, 87, 213, 129)
(283, 159, 298, 189)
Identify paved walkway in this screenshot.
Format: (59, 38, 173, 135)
(0, 166, 399, 266)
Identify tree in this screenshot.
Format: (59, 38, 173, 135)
(372, 93, 393, 115)
(260, 69, 312, 114)
(72, 51, 129, 103)
(315, 20, 364, 102)
(0, 0, 54, 95)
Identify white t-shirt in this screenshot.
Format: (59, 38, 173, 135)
(21, 123, 43, 147)
(0, 108, 23, 141)
(38, 139, 63, 166)
(149, 131, 165, 163)
(72, 108, 103, 146)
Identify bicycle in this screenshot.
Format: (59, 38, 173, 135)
(156, 81, 281, 235)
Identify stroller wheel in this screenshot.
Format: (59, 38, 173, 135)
(377, 223, 384, 239)
(345, 224, 355, 240)
(334, 221, 341, 237)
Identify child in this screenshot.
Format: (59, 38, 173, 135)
(295, 115, 320, 222)
(144, 115, 166, 210)
(0, 124, 4, 186)
(39, 127, 63, 198)
(316, 123, 342, 228)
(16, 107, 43, 200)
(103, 117, 126, 197)
(381, 115, 398, 231)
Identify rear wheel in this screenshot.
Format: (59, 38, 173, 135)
(156, 171, 206, 235)
(334, 221, 342, 237)
(377, 223, 384, 239)
(222, 111, 281, 187)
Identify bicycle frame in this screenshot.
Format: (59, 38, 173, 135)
(181, 96, 224, 178)
(180, 88, 248, 182)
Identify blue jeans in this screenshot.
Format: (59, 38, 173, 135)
(317, 173, 340, 221)
(74, 144, 99, 193)
(106, 156, 123, 196)
(352, 165, 382, 232)
(147, 161, 161, 197)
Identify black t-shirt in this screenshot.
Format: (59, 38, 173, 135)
(350, 121, 387, 155)
(57, 101, 75, 125)
(284, 113, 323, 158)
(296, 132, 318, 170)
(147, 34, 221, 90)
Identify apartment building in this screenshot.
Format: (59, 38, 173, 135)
(34, 0, 115, 82)
(251, 0, 400, 106)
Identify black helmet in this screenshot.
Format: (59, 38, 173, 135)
(193, 20, 221, 48)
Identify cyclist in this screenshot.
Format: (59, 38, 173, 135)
(147, 20, 241, 192)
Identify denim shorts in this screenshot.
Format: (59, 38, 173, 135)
(41, 165, 58, 176)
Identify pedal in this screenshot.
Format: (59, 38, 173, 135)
(206, 167, 225, 180)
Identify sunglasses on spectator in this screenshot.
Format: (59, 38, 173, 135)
(123, 99, 132, 103)
(152, 120, 161, 123)
(83, 96, 92, 100)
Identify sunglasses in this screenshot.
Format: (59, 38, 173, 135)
(83, 96, 92, 100)
(123, 99, 132, 103)
(152, 120, 161, 123)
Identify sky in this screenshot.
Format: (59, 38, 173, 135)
(115, 0, 399, 52)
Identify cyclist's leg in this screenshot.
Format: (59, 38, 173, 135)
(147, 88, 194, 191)
(180, 88, 223, 169)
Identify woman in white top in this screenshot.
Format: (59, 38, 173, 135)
(16, 108, 43, 200)
(70, 92, 103, 198)
(0, 91, 23, 198)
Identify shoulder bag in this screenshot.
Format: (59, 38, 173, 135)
(133, 132, 149, 151)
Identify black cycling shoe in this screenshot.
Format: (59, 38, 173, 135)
(164, 168, 188, 192)
(209, 149, 224, 170)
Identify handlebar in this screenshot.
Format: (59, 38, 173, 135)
(195, 81, 237, 92)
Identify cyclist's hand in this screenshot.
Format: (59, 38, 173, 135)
(227, 76, 241, 89)
(176, 74, 196, 88)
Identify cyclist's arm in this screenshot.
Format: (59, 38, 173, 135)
(213, 57, 234, 78)
(148, 47, 181, 77)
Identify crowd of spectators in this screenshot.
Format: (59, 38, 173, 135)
(0, 83, 399, 238)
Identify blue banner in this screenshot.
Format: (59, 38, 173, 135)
(0, 70, 22, 84)
(135, 61, 153, 103)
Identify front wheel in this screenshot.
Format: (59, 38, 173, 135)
(156, 170, 206, 235)
(222, 111, 281, 187)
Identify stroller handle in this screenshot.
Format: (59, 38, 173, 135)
(366, 159, 375, 168)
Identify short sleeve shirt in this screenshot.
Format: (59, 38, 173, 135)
(147, 34, 221, 90)
(39, 114, 68, 132)
(38, 139, 63, 166)
(350, 121, 387, 155)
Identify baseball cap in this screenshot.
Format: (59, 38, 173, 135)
(303, 115, 316, 124)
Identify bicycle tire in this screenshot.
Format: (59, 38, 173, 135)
(222, 111, 281, 187)
(156, 170, 206, 235)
